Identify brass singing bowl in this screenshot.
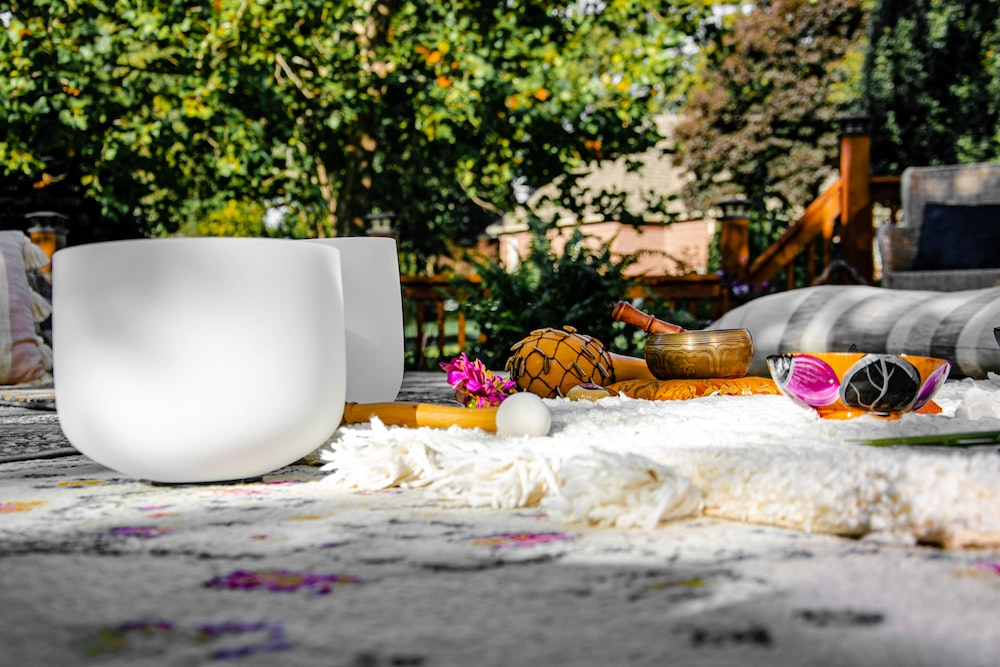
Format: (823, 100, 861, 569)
(644, 328, 754, 380)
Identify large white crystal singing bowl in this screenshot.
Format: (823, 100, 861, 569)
(307, 237, 404, 403)
(51, 238, 347, 483)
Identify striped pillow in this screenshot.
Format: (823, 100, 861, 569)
(707, 285, 1000, 379)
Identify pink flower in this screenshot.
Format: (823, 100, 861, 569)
(440, 353, 517, 408)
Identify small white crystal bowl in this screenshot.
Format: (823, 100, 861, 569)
(52, 238, 347, 483)
(307, 237, 404, 403)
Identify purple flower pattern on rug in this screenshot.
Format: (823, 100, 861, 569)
(100, 525, 176, 538)
(85, 619, 291, 661)
(195, 621, 292, 660)
(203, 569, 363, 595)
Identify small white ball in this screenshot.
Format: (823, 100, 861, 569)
(495, 392, 552, 437)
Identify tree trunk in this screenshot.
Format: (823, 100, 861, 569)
(334, 0, 395, 238)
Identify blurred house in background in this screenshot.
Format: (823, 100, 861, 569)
(488, 116, 714, 278)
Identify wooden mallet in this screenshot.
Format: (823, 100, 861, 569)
(611, 300, 688, 334)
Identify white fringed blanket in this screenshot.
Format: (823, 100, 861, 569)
(320, 378, 1000, 548)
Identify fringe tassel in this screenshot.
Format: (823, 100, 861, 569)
(29, 288, 53, 322)
(21, 236, 52, 272)
(37, 338, 54, 372)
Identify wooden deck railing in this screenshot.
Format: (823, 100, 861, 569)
(747, 181, 842, 292)
(626, 273, 725, 320)
(400, 274, 479, 369)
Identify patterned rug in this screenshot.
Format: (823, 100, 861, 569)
(4, 456, 1000, 666)
(0, 384, 72, 462)
(3, 374, 1000, 665)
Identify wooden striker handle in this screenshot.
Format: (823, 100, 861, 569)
(609, 351, 657, 381)
(612, 301, 687, 334)
(343, 401, 498, 431)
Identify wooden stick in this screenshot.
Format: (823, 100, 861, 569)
(608, 351, 657, 381)
(342, 402, 498, 431)
(612, 301, 687, 334)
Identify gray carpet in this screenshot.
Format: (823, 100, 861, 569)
(0, 385, 72, 462)
(3, 373, 1000, 666)
(0, 373, 457, 463)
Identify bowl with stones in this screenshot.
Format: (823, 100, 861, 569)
(766, 352, 951, 420)
(644, 328, 754, 380)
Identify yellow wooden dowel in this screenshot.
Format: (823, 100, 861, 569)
(608, 352, 658, 381)
(342, 402, 498, 431)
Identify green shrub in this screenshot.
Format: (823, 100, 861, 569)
(456, 220, 669, 369)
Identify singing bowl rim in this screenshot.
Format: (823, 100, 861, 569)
(645, 328, 753, 348)
(644, 328, 754, 380)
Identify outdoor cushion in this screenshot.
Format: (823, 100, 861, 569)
(1, 231, 52, 384)
(707, 284, 1000, 379)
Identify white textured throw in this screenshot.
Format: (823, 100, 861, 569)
(321, 379, 1000, 548)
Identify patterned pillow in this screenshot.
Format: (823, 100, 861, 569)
(707, 284, 1000, 379)
(1, 231, 52, 384)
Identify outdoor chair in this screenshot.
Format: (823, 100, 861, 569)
(877, 162, 1000, 291)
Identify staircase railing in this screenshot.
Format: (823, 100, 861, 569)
(731, 116, 900, 294)
(745, 180, 843, 293)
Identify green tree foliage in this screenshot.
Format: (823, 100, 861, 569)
(183, 199, 269, 238)
(1, 1, 720, 264)
(673, 1, 869, 225)
(863, 0, 1000, 173)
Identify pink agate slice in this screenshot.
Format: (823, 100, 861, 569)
(768, 354, 840, 407)
(911, 360, 951, 411)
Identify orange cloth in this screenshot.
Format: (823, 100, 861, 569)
(915, 400, 942, 415)
(605, 377, 942, 415)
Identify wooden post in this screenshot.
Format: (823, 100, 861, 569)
(717, 198, 750, 312)
(838, 114, 874, 284)
(718, 198, 751, 279)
